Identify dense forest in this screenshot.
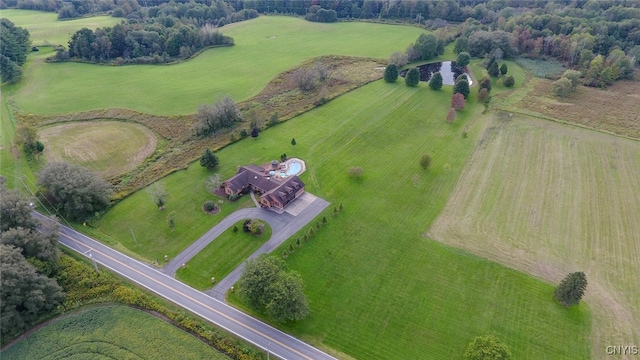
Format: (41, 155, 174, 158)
(3, 0, 638, 81)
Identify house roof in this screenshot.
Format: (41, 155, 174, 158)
(224, 165, 305, 205)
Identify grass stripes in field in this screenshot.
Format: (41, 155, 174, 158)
(430, 113, 640, 355)
(176, 221, 272, 290)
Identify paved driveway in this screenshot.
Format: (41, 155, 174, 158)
(163, 193, 329, 300)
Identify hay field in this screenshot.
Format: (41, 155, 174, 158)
(39, 121, 157, 179)
(429, 112, 640, 357)
(1, 9, 120, 46)
(8, 16, 424, 115)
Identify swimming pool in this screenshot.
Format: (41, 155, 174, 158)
(286, 161, 302, 176)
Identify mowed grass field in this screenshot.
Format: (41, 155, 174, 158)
(39, 121, 158, 178)
(7, 16, 424, 115)
(1, 9, 120, 46)
(206, 80, 589, 359)
(1, 305, 229, 359)
(176, 221, 272, 290)
(429, 113, 640, 356)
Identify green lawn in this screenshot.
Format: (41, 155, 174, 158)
(89, 167, 254, 264)
(176, 221, 272, 290)
(8, 16, 426, 115)
(0, 88, 38, 191)
(204, 79, 590, 359)
(1, 305, 229, 359)
(1, 9, 120, 46)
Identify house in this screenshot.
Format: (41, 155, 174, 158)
(222, 164, 305, 210)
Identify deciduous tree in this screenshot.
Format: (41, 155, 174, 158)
(0, 19, 30, 83)
(463, 335, 512, 360)
(148, 183, 167, 210)
(1, 244, 64, 339)
(265, 271, 310, 323)
(413, 33, 438, 61)
(479, 77, 492, 93)
(446, 108, 456, 122)
(38, 162, 113, 222)
(193, 97, 243, 136)
(554, 272, 587, 306)
(503, 75, 515, 87)
(451, 93, 466, 110)
(0, 188, 38, 232)
(420, 154, 432, 169)
(553, 77, 573, 97)
(477, 88, 490, 103)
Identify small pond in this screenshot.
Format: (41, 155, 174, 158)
(400, 61, 472, 86)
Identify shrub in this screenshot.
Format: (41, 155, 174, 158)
(348, 166, 363, 179)
(203, 201, 216, 212)
(503, 75, 515, 87)
(477, 88, 490, 103)
(420, 154, 432, 169)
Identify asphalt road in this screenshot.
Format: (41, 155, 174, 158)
(40, 214, 337, 360)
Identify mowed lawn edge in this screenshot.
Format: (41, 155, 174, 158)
(207, 79, 591, 359)
(429, 113, 640, 357)
(7, 16, 426, 115)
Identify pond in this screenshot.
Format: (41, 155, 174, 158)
(400, 61, 473, 86)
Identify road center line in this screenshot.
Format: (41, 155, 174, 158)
(61, 232, 313, 360)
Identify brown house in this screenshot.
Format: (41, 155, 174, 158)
(223, 165, 305, 210)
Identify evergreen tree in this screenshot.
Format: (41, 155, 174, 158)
(428, 72, 443, 90)
(453, 78, 470, 99)
(199, 148, 219, 169)
(405, 67, 420, 87)
(456, 52, 471, 68)
(251, 127, 259, 138)
(500, 63, 508, 75)
(384, 64, 398, 83)
(554, 272, 588, 306)
(488, 61, 500, 77)
(291, 138, 296, 146)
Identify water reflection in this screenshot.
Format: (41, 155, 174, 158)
(399, 61, 472, 85)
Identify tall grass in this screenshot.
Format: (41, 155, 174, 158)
(1, 305, 229, 359)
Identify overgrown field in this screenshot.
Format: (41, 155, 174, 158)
(1, 305, 230, 359)
(1, 9, 120, 46)
(208, 80, 590, 359)
(7, 16, 424, 115)
(176, 221, 272, 290)
(40, 121, 158, 179)
(429, 113, 640, 356)
(498, 78, 640, 140)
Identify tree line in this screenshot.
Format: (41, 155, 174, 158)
(51, 21, 234, 64)
(0, 19, 30, 83)
(0, 179, 64, 339)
